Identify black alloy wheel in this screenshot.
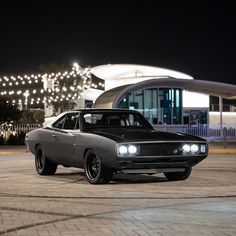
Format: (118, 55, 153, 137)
(164, 167, 192, 181)
(84, 150, 113, 184)
(35, 145, 57, 175)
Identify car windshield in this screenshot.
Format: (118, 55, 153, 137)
(81, 111, 153, 130)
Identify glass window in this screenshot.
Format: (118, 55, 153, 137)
(183, 109, 208, 125)
(117, 87, 182, 125)
(53, 116, 66, 129)
(81, 112, 153, 130)
(63, 113, 79, 130)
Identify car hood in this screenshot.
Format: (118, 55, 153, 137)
(87, 129, 206, 143)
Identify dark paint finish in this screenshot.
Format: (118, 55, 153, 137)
(87, 129, 205, 143)
(26, 109, 208, 178)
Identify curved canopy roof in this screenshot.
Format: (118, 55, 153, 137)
(93, 78, 236, 109)
(91, 64, 194, 81)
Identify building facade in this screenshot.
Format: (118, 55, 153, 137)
(91, 64, 236, 129)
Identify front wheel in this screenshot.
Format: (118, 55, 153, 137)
(35, 145, 57, 175)
(164, 167, 192, 181)
(84, 150, 113, 184)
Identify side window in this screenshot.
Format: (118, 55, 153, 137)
(63, 113, 79, 130)
(53, 116, 66, 129)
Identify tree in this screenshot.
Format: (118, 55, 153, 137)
(39, 61, 91, 115)
(19, 110, 34, 123)
(19, 109, 45, 124)
(32, 110, 45, 123)
(0, 97, 21, 122)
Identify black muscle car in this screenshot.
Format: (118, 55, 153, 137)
(25, 109, 208, 184)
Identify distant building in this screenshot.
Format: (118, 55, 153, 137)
(91, 64, 236, 128)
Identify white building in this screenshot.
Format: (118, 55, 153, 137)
(88, 64, 236, 129)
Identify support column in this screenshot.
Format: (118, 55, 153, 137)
(219, 96, 223, 137)
(74, 96, 85, 109)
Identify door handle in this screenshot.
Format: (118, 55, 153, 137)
(52, 134, 57, 138)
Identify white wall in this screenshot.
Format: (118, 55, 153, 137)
(82, 88, 104, 102)
(209, 112, 236, 127)
(183, 91, 209, 108)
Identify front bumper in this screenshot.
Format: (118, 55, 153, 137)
(112, 141, 208, 172)
(111, 155, 207, 171)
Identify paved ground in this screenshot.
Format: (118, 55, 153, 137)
(0, 147, 235, 236)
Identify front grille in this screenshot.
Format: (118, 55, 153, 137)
(138, 143, 183, 156)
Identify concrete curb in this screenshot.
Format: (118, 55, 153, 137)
(209, 148, 236, 154)
(0, 151, 27, 155)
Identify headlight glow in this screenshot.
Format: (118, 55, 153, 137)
(118, 144, 139, 156)
(190, 144, 199, 153)
(183, 144, 191, 153)
(118, 145, 128, 155)
(128, 145, 137, 155)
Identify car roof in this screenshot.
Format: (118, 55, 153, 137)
(73, 108, 139, 113)
(45, 109, 140, 127)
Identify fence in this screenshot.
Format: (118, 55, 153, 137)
(153, 124, 236, 140)
(0, 123, 42, 145)
(1, 123, 236, 143)
(0, 123, 41, 135)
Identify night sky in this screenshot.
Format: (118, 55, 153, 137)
(0, 1, 235, 85)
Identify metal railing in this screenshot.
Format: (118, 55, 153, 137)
(0, 123, 41, 137)
(154, 124, 236, 138)
(0, 123, 42, 145)
(1, 123, 236, 141)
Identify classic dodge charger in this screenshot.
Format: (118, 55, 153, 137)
(26, 109, 208, 184)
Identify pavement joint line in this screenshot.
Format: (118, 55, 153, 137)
(0, 192, 236, 199)
(0, 216, 72, 235)
(0, 200, 222, 218)
(1, 198, 235, 235)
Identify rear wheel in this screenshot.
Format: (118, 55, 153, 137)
(84, 150, 113, 184)
(35, 145, 57, 175)
(164, 167, 192, 181)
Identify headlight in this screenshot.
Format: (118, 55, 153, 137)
(128, 145, 138, 155)
(182, 144, 191, 153)
(190, 144, 199, 153)
(200, 144, 206, 153)
(118, 145, 128, 155)
(117, 144, 139, 156)
(182, 144, 200, 154)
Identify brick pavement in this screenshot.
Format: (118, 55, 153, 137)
(0, 147, 235, 235)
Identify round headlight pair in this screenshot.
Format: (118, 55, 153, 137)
(182, 144, 199, 153)
(118, 145, 138, 155)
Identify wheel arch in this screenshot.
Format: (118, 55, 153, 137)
(35, 143, 42, 152)
(83, 148, 94, 160)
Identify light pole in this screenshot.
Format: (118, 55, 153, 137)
(73, 62, 80, 72)
(23, 90, 29, 110)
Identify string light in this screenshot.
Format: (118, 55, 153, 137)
(0, 65, 105, 108)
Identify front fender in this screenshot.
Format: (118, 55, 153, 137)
(75, 133, 117, 168)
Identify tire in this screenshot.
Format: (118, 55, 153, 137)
(164, 167, 192, 181)
(35, 145, 57, 175)
(84, 150, 113, 184)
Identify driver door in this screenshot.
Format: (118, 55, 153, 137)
(48, 113, 79, 165)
